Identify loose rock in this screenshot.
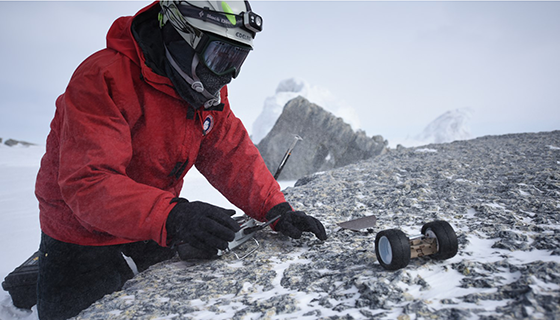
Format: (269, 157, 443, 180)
(75, 131, 560, 320)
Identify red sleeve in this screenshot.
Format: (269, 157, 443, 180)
(195, 90, 286, 221)
(57, 58, 174, 246)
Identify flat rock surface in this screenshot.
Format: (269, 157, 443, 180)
(74, 131, 560, 320)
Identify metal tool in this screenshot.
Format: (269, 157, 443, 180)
(273, 135, 303, 180)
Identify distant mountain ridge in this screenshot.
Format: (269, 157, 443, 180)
(256, 96, 387, 180)
(0, 138, 35, 147)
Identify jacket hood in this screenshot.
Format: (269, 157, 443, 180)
(106, 1, 183, 100)
(105, 1, 229, 108)
(106, 1, 160, 67)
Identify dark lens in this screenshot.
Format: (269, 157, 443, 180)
(203, 41, 250, 76)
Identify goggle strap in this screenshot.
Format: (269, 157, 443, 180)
(164, 45, 216, 101)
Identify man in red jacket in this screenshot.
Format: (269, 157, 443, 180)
(34, 1, 326, 319)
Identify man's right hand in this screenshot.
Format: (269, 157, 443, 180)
(166, 198, 240, 255)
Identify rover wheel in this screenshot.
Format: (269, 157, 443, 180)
(375, 229, 411, 271)
(421, 220, 458, 260)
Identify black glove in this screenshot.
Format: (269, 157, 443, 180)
(266, 202, 327, 241)
(166, 198, 240, 255)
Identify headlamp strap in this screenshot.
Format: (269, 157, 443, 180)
(174, 3, 262, 35)
(178, 5, 242, 29)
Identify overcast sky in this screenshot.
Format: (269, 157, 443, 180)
(0, 1, 559, 145)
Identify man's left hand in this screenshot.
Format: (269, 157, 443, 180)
(266, 202, 327, 241)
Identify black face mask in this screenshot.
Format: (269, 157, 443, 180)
(195, 57, 233, 102)
(163, 38, 233, 109)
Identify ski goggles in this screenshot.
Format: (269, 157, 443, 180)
(195, 33, 252, 78)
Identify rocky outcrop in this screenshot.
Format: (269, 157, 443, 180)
(2, 138, 35, 147)
(256, 96, 388, 180)
(74, 131, 560, 320)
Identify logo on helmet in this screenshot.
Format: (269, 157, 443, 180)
(236, 32, 251, 41)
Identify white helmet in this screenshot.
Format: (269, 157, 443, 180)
(159, 0, 262, 49)
(159, 1, 263, 107)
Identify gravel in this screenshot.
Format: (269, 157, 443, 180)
(74, 131, 560, 320)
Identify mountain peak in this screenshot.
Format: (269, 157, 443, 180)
(416, 108, 473, 144)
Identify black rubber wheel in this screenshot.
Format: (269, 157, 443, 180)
(421, 220, 458, 260)
(375, 229, 411, 271)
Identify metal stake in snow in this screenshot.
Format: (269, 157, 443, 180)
(273, 135, 303, 180)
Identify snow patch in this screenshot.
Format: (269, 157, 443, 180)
(414, 148, 438, 153)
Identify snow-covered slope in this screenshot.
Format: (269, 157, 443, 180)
(0, 144, 43, 320)
(251, 78, 360, 144)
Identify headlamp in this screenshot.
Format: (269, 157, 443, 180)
(243, 11, 263, 34)
(165, 2, 263, 38)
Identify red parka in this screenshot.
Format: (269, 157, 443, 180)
(35, 2, 286, 247)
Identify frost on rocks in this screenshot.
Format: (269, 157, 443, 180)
(74, 131, 560, 320)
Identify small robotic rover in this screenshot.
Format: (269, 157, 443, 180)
(338, 217, 458, 271)
(374, 220, 458, 270)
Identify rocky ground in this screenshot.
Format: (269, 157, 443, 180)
(74, 131, 560, 320)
